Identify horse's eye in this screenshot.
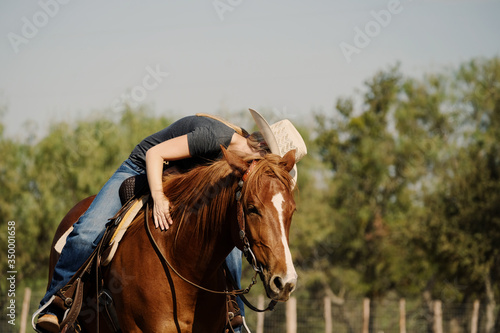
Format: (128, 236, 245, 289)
(247, 205, 259, 215)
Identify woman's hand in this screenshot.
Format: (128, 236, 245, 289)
(145, 135, 191, 231)
(152, 191, 173, 231)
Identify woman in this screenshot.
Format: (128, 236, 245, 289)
(36, 109, 306, 332)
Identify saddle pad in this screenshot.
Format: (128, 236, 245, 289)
(54, 226, 74, 254)
(101, 195, 149, 266)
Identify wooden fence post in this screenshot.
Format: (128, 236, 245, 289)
(286, 296, 297, 333)
(433, 300, 443, 333)
(362, 298, 370, 333)
(471, 299, 480, 333)
(256, 295, 265, 333)
(324, 296, 332, 333)
(20, 287, 31, 333)
(399, 298, 406, 333)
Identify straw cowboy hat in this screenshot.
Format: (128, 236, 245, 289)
(249, 108, 307, 185)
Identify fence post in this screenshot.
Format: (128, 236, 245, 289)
(399, 298, 406, 333)
(471, 299, 480, 333)
(362, 298, 370, 333)
(256, 295, 265, 333)
(324, 296, 332, 333)
(20, 287, 31, 333)
(286, 296, 297, 333)
(433, 300, 443, 333)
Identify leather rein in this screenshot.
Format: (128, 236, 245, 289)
(144, 160, 277, 312)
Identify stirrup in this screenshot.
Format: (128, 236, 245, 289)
(226, 316, 252, 333)
(242, 316, 251, 333)
(32, 296, 61, 333)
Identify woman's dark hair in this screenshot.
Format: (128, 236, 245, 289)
(196, 113, 270, 154)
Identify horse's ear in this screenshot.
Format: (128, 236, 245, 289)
(221, 146, 248, 178)
(280, 149, 296, 173)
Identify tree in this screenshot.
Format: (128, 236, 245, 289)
(416, 57, 500, 332)
(313, 66, 422, 331)
(313, 58, 500, 331)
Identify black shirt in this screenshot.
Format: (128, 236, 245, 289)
(128, 115, 235, 171)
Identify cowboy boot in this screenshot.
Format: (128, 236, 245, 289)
(227, 295, 243, 331)
(36, 312, 60, 333)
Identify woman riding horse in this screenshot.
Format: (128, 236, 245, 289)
(35, 108, 306, 333)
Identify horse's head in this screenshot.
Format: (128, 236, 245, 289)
(223, 148, 298, 302)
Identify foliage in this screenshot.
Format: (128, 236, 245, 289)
(416, 58, 500, 302)
(306, 57, 500, 329)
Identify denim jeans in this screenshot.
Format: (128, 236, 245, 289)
(225, 247, 245, 318)
(40, 159, 145, 306)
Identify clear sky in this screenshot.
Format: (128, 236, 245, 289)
(1, 0, 499, 138)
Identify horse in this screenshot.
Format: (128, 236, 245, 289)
(43, 148, 298, 332)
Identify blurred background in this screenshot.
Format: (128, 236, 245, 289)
(1, 1, 499, 332)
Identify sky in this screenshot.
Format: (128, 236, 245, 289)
(1, 0, 499, 139)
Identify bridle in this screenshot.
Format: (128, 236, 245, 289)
(235, 160, 264, 275)
(144, 159, 277, 312)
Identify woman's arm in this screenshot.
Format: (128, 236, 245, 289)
(145, 134, 191, 231)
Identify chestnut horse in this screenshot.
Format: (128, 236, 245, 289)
(45, 148, 298, 332)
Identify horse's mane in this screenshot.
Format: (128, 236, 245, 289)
(163, 154, 294, 241)
(164, 159, 237, 240)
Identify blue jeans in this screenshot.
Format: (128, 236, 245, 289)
(40, 159, 145, 306)
(225, 248, 245, 319)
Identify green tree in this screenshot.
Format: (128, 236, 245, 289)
(0, 113, 35, 316)
(312, 58, 500, 331)
(415, 57, 500, 332)
(313, 66, 423, 330)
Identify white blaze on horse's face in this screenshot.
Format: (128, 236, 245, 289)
(271, 192, 298, 295)
(248, 184, 297, 302)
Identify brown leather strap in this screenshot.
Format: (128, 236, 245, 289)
(59, 278, 84, 328)
(222, 261, 277, 313)
(99, 290, 121, 332)
(51, 227, 112, 331)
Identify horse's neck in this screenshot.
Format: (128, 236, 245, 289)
(165, 207, 237, 282)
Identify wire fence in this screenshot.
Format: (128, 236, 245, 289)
(1, 289, 498, 332)
(242, 296, 496, 333)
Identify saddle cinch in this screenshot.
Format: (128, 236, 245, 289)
(33, 174, 243, 333)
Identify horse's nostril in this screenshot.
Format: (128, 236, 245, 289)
(273, 276, 284, 290)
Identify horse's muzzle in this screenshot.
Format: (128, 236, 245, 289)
(266, 272, 297, 301)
